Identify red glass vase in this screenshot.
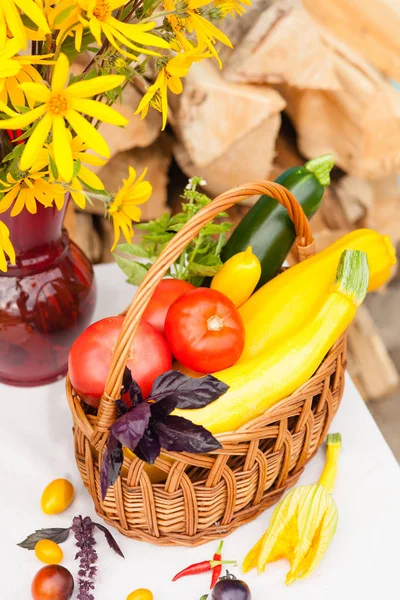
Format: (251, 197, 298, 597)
(0, 201, 96, 386)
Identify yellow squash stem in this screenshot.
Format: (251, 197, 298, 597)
(319, 433, 342, 493)
(174, 250, 369, 434)
(243, 433, 342, 585)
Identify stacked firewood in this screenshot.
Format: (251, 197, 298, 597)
(66, 0, 400, 401)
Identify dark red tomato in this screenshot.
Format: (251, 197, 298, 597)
(69, 316, 172, 407)
(164, 288, 245, 373)
(142, 279, 195, 333)
(31, 565, 74, 600)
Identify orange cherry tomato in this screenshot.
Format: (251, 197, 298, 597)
(126, 590, 154, 600)
(34, 539, 64, 565)
(41, 479, 74, 515)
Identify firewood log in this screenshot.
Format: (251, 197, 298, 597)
(173, 61, 285, 196)
(303, 0, 400, 83)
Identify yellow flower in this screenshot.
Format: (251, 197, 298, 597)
(48, 135, 106, 209)
(0, 0, 50, 49)
(135, 46, 210, 129)
(49, 0, 85, 52)
(0, 32, 53, 109)
(0, 220, 16, 272)
(164, 0, 232, 67)
(0, 159, 65, 217)
(108, 166, 152, 250)
(0, 53, 127, 183)
(213, 0, 251, 18)
(78, 0, 170, 60)
(243, 434, 341, 585)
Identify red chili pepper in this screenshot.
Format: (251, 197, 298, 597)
(210, 540, 224, 589)
(172, 559, 236, 582)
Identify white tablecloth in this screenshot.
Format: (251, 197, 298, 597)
(1, 263, 400, 599)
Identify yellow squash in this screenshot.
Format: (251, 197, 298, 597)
(239, 228, 396, 361)
(174, 250, 369, 434)
(211, 246, 261, 307)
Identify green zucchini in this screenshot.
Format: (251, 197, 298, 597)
(221, 154, 334, 288)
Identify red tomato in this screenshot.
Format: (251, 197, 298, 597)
(142, 279, 195, 333)
(69, 316, 172, 407)
(31, 565, 74, 600)
(164, 288, 245, 373)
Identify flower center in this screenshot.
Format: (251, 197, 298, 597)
(93, 0, 111, 20)
(47, 93, 69, 116)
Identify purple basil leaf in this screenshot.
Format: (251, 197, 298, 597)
(128, 379, 143, 407)
(93, 522, 125, 558)
(122, 367, 132, 394)
(18, 527, 71, 550)
(150, 370, 229, 409)
(110, 402, 151, 450)
(134, 426, 161, 465)
(151, 396, 179, 421)
(155, 416, 222, 454)
(100, 434, 123, 500)
(116, 399, 128, 417)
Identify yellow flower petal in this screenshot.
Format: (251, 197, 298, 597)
(52, 53, 70, 93)
(53, 115, 74, 182)
(19, 82, 50, 103)
(66, 74, 125, 99)
(0, 59, 21, 78)
(20, 113, 52, 171)
(15, 0, 51, 34)
(0, 185, 20, 214)
(89, 16, 102, 45)
(3, 1, 27, 48)
(70, 97, 128, 126)
(110, 18, 170, 49)
(78, 164, 104, 190)
(167, 76, 183, 94)
(66, 109, 110, 157)
(0, 103, 46, 129)
(70, 178, 86, 209)
(0, 221, 16, 270)
(6, 77, 26, 109)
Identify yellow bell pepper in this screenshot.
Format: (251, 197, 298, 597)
(243, 433, 341, 585)
(239, 228, 396, 361)
(211, 247, 261, 307)
(174, 250, 369, 434)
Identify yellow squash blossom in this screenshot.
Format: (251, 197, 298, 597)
(213, 0, 251, 18)
(108, 166, 152, 250)
(0, 0, 50, 49)
(0, 221, 16, 272)
(0, 53, 127, 183)
(135, 46, 210, 129)
(243, 433, 341, 585)
(78, 0, 170, 59)
(0, 160, 65, 217)
(164, 0, 232, 67)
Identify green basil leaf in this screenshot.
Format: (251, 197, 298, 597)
(113, 254, 148, 286)
(54, 4, 75, 25)
(48, 154, 58, 179)
(115, 243, 149, 258)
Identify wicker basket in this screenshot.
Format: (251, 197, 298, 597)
(67, 181, 346, 547)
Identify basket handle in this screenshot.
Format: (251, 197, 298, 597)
(96, 181, 314, 431)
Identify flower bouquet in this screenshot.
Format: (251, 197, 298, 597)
(0, 0, 248, 385)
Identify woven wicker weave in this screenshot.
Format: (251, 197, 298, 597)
(66, 181, 346, 546)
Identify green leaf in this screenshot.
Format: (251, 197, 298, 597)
(142, 0, 160, 14)
(72, 158, 81, 179)
(61, 29, 96, 62)
(54, 4, 75, 25)
(2, 142, 25, 164)
(189, 255, 222, 277)
(141, 232, 174, 244)
(48, 154, 58, 179)
(113, 254, 148, 286)
(115, 243, 148, 258)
